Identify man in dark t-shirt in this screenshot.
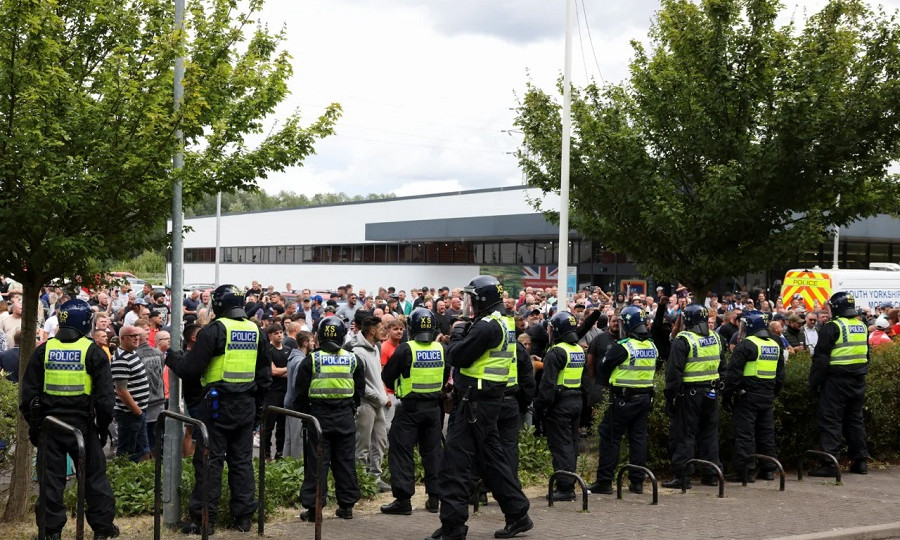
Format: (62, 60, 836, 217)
(264, 323, 290, 460)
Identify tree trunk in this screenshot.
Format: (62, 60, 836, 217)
(2, 279, 39, 522)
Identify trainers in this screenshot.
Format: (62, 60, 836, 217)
(375, 477, 392, 493)
(180, 521, 215, 535)
(587, 481, 613, 494)
(850, 460, 868, 475)
(94, 525, 120, 540)
(661, 478, 690, 489)
(253, 432, 260, 448)
(547, 490, 576, 502)
(628, 482, 644, 494)
(808, 464, 839, 477)
(425, 494, 440, 513)
(380, 498, 412, 515)
(494, 515, 534, 539)
(234, 516, 252, 532)
(335, 506, 353, 519)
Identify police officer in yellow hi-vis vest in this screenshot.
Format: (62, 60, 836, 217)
(427, 275, 532, 540)
(722, 310, 784, 483)
(662, 303, 726, 490)
(21, 299, 119, 540)
(168, 284, 271, 535)
(536, 311, 586, 502)
(380, 308, 450, 515)
(293, 316, 364, 521)
(808, 291, 869, 477)
(591, 305, 658, 496)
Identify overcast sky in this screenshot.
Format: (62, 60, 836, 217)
(254, 0, 900, 198)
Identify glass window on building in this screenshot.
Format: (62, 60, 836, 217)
(535, 242, 553, 264)
(844, 242, 868, 269)
(517, 242, 534, 265)
(869, 243, 891, 264)
(499, 242, 516, 264)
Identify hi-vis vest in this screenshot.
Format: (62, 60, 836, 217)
(202, 318, 259, 386)
(502, 314, 519, 387)
(310, 349, 357, 399)
(549, 342, 585, 388)
(829, 317, 868, 366)
(44, 337, 93, 396)
(460, 312, 512, 385)
(676, 331, 722, 383)
(396, 341, 444, 398)
(743, 336, 779, 379)
(609, 338, 657, 388)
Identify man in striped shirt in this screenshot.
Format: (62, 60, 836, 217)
(112, 324, 151, 462)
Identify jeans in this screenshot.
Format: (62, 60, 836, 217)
(115, 410, 149, 462)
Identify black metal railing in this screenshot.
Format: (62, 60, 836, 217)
(153, 412, 210, 540)
(616, 464, 658, 505)
(37, 416, 86, 540)
(798, 450, 842, 483)
(258, 406, 323, 539)
(680, 459, 725, 498)
(547, 471, 589, 511)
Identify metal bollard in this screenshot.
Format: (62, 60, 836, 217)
(680, 459, 725, 498)
(154, 411, 210, 540)
(748, 454, 785, 491)
(37, 416, 86, 540)
(798, 450, 842, 483)
(547, 471, 589, 511)
(616, 464, 658, 505)
(258, 406, 324, 540)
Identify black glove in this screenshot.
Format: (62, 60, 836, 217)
(450, 321, 472, 341)
(98, 426, 110, 448)
(164, 349, 183, 369)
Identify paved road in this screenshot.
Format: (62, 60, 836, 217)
(111, 466, 900, 540)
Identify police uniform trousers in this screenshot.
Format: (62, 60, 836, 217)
(730, 393, 776, 474)
(301, 401, 360, 510)
(543, 391, 582, 492)
(596, 392, 651, 484)
(37, 424, 116, 535)
(817, 376, 868, 461)
(387, 398, 443, 500)
(438, 394, 530, 538)
(190, 394, 257, 522)
(668, 388, 721, 477)
(497, 394, 523, 481)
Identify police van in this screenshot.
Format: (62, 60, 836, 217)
(780, 264, 900, 312)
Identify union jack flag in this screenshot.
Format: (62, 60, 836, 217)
(522, 265, 559, 288)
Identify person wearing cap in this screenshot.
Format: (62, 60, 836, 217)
(20, 299, 120, 540)
(783, 313, 808, 354)
(869, 317, 893, 347)
(722, 311, 784, 482)
(808, 292, 870, 477)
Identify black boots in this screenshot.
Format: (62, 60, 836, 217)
(380, 498, 413, 515)
(494, 515, 534, 539)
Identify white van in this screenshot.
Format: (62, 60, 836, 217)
(781, 263, 900, 311)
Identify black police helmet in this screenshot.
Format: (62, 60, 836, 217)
(463, 275, 503, 315)
(682, 303, 710, 334)
(409, 308, 436, 342)
(58, 299, 92, 336)
(549, 311, 579, 344)
(317, 316, 347, 351)
(212, 284, 244, 318)
(829, 291, 858, 318)
(742, 310, 768, 336)
(619, 306, 648, 335)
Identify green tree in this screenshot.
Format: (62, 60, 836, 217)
(0, 0, 339, 520)
(185, 189, 396, 216)
(515, 0, 900, 297)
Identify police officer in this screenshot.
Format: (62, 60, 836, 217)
(498, 305, 536, 494)
(808, 292, 869, 476)
(590, 305, 658, 495)
(380, 308, 449, 515)
(293, 316, 364, 520)
(536, 311, 585, 501)
(722, 310, 784, 482)
(428, 276, 532, 540)
(20, 299, 119, 540)
(661, 303, 726, 489)
(168, 284, 271, 534)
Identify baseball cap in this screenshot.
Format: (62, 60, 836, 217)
(875, 316, 890, 330)
(787, 313, 803, 324)
(792, 293, 803, 300)
(530, 308, 541, 316)
(311, 295, 323, 303)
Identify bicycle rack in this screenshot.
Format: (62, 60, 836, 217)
(680, 459, 725, 498)
(37, 416, 86, 540)
(798, 450, 842, 484)
(744, 454, 785, 491)
(258, 406, 323, 539)
(154, 411, 210, 540)
(547, 471, 589, 511)
(616, 464, 658, 505)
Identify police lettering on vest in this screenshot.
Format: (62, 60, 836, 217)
(202, 318, 259, 386)
(460, 312, 512, 387)
(609, 339, 657, 388)
(743, 336, 779, 379)
(677, 331, 721, 384)
(551, 342, 585, 389)
(310, 349, 357, 399)
(829, 317, 868, 366)
(44, 337, 93, 396)
(397, 341, 445, 398)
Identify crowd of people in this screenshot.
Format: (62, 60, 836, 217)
(7, 272, 895, 540)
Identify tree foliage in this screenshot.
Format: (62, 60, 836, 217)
(515, 0, 900, 297)
(0, 0, 339, 520)
(185, 189, 396, 216)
